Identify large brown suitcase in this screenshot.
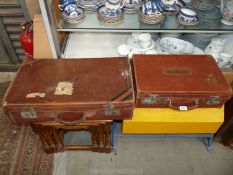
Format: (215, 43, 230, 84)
(132, 55, 232, 110)
(3, 58, 135, 123)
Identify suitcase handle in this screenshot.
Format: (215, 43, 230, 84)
(168, 98, 198, 110)
(55, 112, 86, 125)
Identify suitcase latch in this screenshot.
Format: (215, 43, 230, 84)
(21, 107, 37, 118)
(207, 96, 220, 105)
(141, 95, 158, 104)
(104, 103, 121, 116)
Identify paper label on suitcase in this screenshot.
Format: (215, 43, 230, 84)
(179, 106, 188, 111)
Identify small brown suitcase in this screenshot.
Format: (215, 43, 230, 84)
(3, 58, 135, 123)
(133, 54, 232, 110)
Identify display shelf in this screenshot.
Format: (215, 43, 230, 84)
(63, 33, 128, 58)
(57, 11, 233, 33)
(63, 32, 233, 71)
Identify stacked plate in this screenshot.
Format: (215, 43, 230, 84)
(77, 0, 103, 12)
(62, 5, 85, 23)
(191, 0, 218, 11)
(139, 11, 164, 24)
(97, 5, 124, 24)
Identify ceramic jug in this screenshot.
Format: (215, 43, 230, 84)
(220, 0, 233, 25)
(141, 0, 165, 15)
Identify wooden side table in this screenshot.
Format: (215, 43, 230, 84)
(31, 120, 112, 154)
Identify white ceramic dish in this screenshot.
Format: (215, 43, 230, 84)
(118, 44, 131, 56)
(159, 37, 194, 54)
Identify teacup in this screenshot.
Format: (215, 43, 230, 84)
(139, 33, 152, 48)
(59, 0, 77, 11)
(131, 33, 140, 42)
(105, 0, 125, 13)
(177, 7, 198, 24)
(63, 4, 79, 18)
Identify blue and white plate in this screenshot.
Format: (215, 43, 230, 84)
(78, 0, 103, 11)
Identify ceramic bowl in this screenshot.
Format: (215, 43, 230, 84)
(176, 7, 199, 25)
(159, 37, 194, 54)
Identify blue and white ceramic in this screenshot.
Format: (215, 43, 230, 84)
(176, 7, 199, 25)
(161, 0, 185, 13)
(97, 4, 123, 16)
(62, 5, 85, 23)
(141, 0, 165, 15)
(63, 4, 80, 17)
(105, 0, 125, 13)
(97, 4, 124, 24)
(59, 0, 77, 11)
(78, 0, 103, 12)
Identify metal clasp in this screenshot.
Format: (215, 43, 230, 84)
(104, 102, 121, 116)
(141, 94, 158, 104)
(21, 107, 37, 118)
(207, 96, 220, 105)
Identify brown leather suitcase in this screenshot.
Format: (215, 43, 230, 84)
(132, 54, 232, 110)
(3, 58, 135, 123)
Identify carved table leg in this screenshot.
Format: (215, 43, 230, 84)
(98, 123, 105, 153)
(31, 124, 52, 153)
(91, 125, 98, 152)
(104, 122, 112, 153)
(48, 126, 63, 152)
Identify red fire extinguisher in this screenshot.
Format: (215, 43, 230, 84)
(19, 21, 33, 59)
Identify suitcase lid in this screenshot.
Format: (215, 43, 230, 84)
(3, 58, 134, 110)
(133, 55, 232, 97)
